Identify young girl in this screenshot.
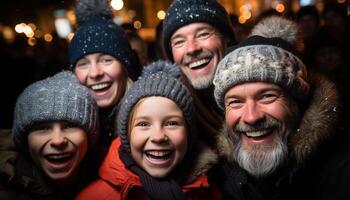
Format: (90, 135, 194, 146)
(0, 71, 99, 199)
(76, 61, 221, 200)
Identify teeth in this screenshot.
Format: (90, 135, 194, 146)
(245, 130, 270, 137)
(47, 153, 71, 159)
(91, 83, 109, 90)
(147, 151, 171, 157)
(189, 59, 210, 69)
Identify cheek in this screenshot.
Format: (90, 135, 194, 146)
(264, 102, 294, 125)
(27, 134, 46, 164)
(69, 133, 88, 151)
(225, 108, 239, 127)
(129, 130, 146, 153)
(108, 62, 124, 81)
(74, 69, 87, 85)
(172, 47, 184, 63)
(171, 129, 188, 156)
(28, 134, 44, 152)
(205, 36, 225, 55)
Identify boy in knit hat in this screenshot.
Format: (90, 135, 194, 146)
(212, 16, 350, 200)
(162, 0, 235, 151)
(76, 61, 220, 200)
(0, 71, 99, 199)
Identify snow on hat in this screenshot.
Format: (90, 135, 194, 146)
(117, 60, 195, 152)
(12, 71, 99, 153)
(68, 0, 141, 80)
(163, 0, 234, 61)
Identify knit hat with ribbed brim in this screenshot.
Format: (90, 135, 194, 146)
(214, 16, 310, 110)
(117, 60, 195, 153)
(163, 0, 234, 61)
(12, 71, 99, 153)
(68, 0, 141, 80)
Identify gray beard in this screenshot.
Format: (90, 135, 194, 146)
(189, 75, 214, 90)
(229, 114, 297, 177)
(235, 133, 288, 177)
(226, 98, 300, 177)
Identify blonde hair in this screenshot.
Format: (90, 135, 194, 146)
(114, 69, 133, 106)
(126, 98, 145, 141)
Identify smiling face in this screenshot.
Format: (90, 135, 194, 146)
(171, 22, 226, 90)
(128, 97, 188, 178)
(27, 121, 88, 182)
(224, 82, 299, 176)
(74, 53, 126, 108)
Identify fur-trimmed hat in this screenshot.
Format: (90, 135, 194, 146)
(68, 0, 140, 80)
(163, 0, 234, 61)
(214, 16, 310, 110)
(12, 71, 99, 153)
(117, 60, 195, 152)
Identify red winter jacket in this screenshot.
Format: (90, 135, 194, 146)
(76, 138, 221, 200)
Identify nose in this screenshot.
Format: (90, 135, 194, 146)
(186, 38, 201, 55)
(150, 126, 168, 143)
(50, 129, 68, 148)
(88, 62, 103, 79)
(241, 100, 265, 125)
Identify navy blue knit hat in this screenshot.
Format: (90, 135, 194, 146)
(12, 71, 99, 154)
(117, 60, 195, 153)
(69, 0, 141, 80)
(163, 0, 234, 61)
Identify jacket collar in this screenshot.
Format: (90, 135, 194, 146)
(99, 138, 218, 187)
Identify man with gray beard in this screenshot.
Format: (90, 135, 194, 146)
(212, 15, 350, 200)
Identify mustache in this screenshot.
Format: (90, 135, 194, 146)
(182, 51, 213, 66)
(234, 117, 281, 133)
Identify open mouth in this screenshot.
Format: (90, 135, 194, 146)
(45, 152, 74, 164)
(145, 150, 173, 160)
(240, 128, 274, 140)
(188, 58, 211, 69)
(90, 82, 112, 92)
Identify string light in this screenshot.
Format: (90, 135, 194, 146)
(111, 0, 124, 10)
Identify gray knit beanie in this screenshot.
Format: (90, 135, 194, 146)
(214, 16, 310, 110)
(163, 0, 234, 61)
(12, 71, 99, 153)
(117, 60, 195, 152)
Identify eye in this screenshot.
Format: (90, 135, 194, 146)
(76, 60, 89, 68)
(99, 57, 113, 65)
(29, 123, 51, 133)
(165, 120, 180, 126)
(135, 121, 150, 127)
(260, 93, 278, 103)
(61, 122, 79, 131)
(171, 38, 186, 48)
(226, 99, 243, 109)
(196, 29, 215, 40)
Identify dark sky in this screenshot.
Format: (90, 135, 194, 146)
(0, 0, 73, 25)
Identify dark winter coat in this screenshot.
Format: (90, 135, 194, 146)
(0, 129, 57, 200)
(0, 129, 95, 200)
(213, 73, 350, 200)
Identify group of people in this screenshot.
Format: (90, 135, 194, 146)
(0, 0, 349, 199)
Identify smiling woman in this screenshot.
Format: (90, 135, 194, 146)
(68, 0, 143, 170)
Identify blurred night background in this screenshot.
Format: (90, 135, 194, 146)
(0, 0, 348, 128)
